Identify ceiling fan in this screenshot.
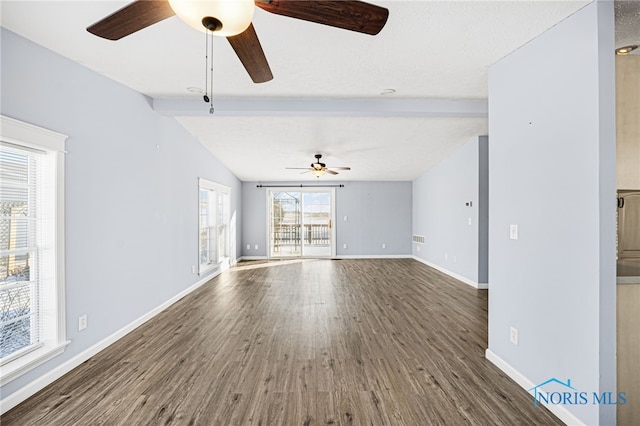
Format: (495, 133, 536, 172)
(286, 154, 351, 177)
(86, 0, 389, 83)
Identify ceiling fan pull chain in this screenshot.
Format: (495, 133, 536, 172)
(209, 32, 214, 115)
(203, 30, 210, 104)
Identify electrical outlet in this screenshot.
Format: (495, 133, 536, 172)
(468, 217, 472, 226)
(254, 244, 258, 250)
(191, 265, 196, 274)
(416, 245, 421, 252)
(79, 314, 88, 331)
(344, 216, 348, 221)
(510, 326, 518, 346)
(343, 243, 347, 249)
(246, 244, 251, 250)
(382, 243, 386, 249)
(445, 252, 448, 261)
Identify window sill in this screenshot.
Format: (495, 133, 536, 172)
(199, 257, 231, 276)
(0, 340, 70, 386)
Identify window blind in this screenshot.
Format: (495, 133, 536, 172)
(0, 144, 43, 362)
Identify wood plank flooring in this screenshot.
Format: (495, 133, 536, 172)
(2, 259, 562, 425)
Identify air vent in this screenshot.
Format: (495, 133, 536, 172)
(412, 235, 425, 244)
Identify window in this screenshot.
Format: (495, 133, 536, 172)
(198, 178, 230, 275)
(0, 116, 68, 385)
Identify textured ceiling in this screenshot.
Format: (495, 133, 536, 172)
(4, 0, 629, 181)
(176, 115, 489, 181)
(0, 1, 593, 99)
(616, 0, 640, 54)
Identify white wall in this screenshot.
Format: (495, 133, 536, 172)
(242, 181, 412, 257)
(412, 136, 488, 286)
(241, 182, 268, 256)
(336, 181, 412, 256)
(0, 28, 242, 403)
(486, 2, 616, 424)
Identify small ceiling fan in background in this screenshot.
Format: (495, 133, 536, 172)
(286, 154, 351, 177)
(87, 0, 389, 83)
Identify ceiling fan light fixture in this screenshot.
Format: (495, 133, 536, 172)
(168, 0, 255, 36)
(312, 169, 326, 178)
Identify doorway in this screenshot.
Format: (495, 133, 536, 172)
(268, 188, 336, 258)
(615, 24, 640, 423)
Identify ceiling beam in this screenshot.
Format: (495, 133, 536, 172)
(152, 97, 488, 118)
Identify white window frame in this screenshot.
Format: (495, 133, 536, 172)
(198, 178, 230, 275)
(0, 115, 69, 386)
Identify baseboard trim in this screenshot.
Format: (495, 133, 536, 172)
(238, 256, 268, 261)
(411, 256, 488, 289)
(485, 349, 585, 426)
(238, 255, 414, 261)
(0, 272, 220, 415)
(334, 255, 413, 259)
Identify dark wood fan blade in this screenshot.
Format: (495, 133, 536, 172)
(332, 167, 351, 170)
(227, 23, 273, 83)
(326, 169, 339, 175)
(285, 167, 313, 170)
(87, 0, 175, 40)
(255, 0, 389, 35)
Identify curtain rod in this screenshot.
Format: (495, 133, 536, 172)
(256, 184, 344, 188)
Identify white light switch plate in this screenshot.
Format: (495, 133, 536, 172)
(510, 224, 519, 240)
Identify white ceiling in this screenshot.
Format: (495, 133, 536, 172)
(4, 0, 634, 181)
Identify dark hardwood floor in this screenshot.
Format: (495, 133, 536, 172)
(2, 259, 562, 425)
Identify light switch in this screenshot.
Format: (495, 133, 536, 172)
(510, 224, 519, 240)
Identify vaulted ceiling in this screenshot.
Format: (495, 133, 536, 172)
(2, 1, 636, 181)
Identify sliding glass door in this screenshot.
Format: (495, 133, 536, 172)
(269, 189, 335, 258)
(270, 191, 302, 257)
